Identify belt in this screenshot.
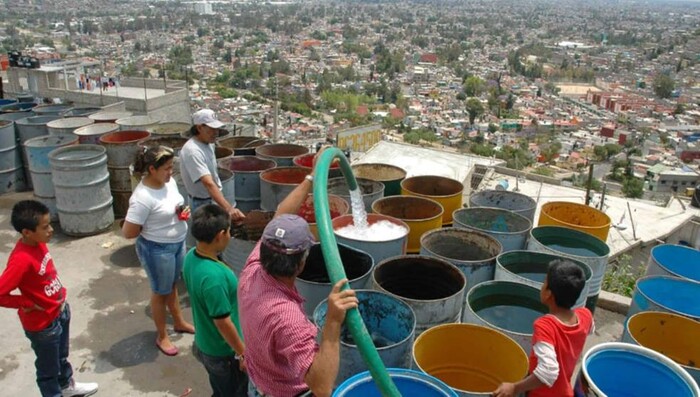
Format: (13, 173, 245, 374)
(190, 196, 210, 201)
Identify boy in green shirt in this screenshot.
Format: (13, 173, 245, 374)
(183, 204, 247, 397)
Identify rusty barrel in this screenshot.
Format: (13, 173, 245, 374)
(218, 136, 268, 156)
(352, 163, 407, 196)
(259, 166, 310, 212)
(298, 193, 349, 240)
(538, 201, 611, 242)
(255, 143, 308, 167)
(327, 176, 385, 212)
(218, 156, 277, 213)
(294, 152, 342, 178)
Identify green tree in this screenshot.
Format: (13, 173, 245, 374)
(404, 132, 420, 144)
(488, 123, 498, 133)
(593, 145, 608, 161)
(622, 177, 644, 198)
(471, 143, 494, 157)
(653, 74, 675, 99)
(465, 98, 484, 125)
(464, 76, 485, 97)
(604, 144, 622, 159)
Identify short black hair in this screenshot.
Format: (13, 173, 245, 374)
(191, 204, 230, 243)
(189, 125, 199, 136)
(546, 259, 586, 309)
(260, 240, 307, 277)
(11, 200, 49, 233)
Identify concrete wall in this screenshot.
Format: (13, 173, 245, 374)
(493, 165, 563, 186)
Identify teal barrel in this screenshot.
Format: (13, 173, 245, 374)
(218, 156, 277, 213)
(627, 276, 700, 321)
(453, 207, 532, 252)
(469, 190, 537, 222)
(583, 342, 700, 397)
(333, 368, 457, 397)
(527, 226, 610, 312)
(494, 250, 592, 308)
(646, 244, 700, 282)
(332, 213, 409, 267)
(420, 228, 502, 293)
(462, 280, 548, 354)
(297, 243, 374, 318)
(314, 290, 416, 386)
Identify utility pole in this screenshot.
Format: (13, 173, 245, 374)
(599, 182, 607, 211)
(585, 162, 594, 205)
(273, 77, 279, 142)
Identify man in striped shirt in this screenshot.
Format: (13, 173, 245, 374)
(238, 155, 358, 397)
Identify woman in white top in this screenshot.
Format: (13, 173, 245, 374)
(122, 146, 194, 356)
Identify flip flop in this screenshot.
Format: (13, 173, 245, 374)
(156, 339, 179, 356)
(174, 327, 195, 335)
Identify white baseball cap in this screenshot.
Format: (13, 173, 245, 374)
(192, 109, 225, 129)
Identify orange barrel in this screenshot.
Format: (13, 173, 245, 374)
(538, 201, 611, 242)
(372, 196, 443, 253)
(413, 323, 528, 396)
(401, 175, 463, 225)
(352, 163, 406, 196)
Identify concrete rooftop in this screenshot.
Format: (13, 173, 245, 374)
(67, 86, 168, 100)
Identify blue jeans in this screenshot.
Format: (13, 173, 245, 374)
(24, 303, 73, 397)
(193, 343, 248, 397)
(135, 237, 185, 295)
(190, 196, 213, 213)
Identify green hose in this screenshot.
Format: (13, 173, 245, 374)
(312, 148, 401, 397)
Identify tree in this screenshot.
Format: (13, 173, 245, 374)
(604, 143, 622, 159)
(674, 104, 685, 115)
(593, 145, 608, 161)
(465, 98, 484, 125)
(464, 76, 485, 97)
(653, 74, 675, 99)
(622, 177, 644, 198)
(488, 123, 498, 133)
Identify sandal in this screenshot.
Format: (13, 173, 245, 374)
(156, 338, 179, 356)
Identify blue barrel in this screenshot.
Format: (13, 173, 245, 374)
(314, 290, 415, 385)
(646, 244, 700, 282)
(628, 276, 700, 321)
(0, 99, 17, 107)
(333, 368, 457, 397)
(583, 342, 700, 397)
(0, 102, 36, 113)
(297, 243, 374, 318)
(453, 208, 532, 252)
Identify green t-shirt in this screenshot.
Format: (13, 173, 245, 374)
(183, 248, 242, 357)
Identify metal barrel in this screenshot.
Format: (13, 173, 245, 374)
(294, 153, 342, 178)
(49, 145, 114, 236)
(218, 168, 236, 208)
(149, 122, 191, 138)
(583, 342, 700, 397)
(462, 280, 548, 354)
(333, 213, 409, 266)
(99, 130, 151, 218)
(453, 208, 532, 252)
(15, 93, 35, 103)
(61, 107, 102, 117)
(646, 244, 700, 282)
(627, 276, 700, 321)
(33, 104, 73, 116)
(528, 226, 610, 312)
(469, 190, 537, 222)
(88, 111, 133, 123)
(371, 255, 466, 336)
(214, 146, 234, 164)
(334, 368, 457, 397)
(137, 136, 188, 156)
(0, 110, 36, 123)
(413, 323, 529, 397)
(622, 311, 700, 386)
(72, 123, 119, 145)
(352, 163, 407, 196)
(0, 99, 17, 107)
(218, 136, 267, 156)
(255, 143, 309, 167)
(299, 243, 374, 318)
(327, 176, 385, 212)
(0, 120, 27, 193)
(313, 290, 414, 385)
(218, 156, 277, 213)
(420, 228, 502, 294)
(221, 210, 275, 276)
(495, 250, 592, 308)
(259, 166, 310, 211)
(299, 193, 349, 240)
(538, 201, 611, 242)
(47, 117, 94, 137)
(16, 115, 63, 188)
(0, 102, 37, 113)
(115, 115, 160, 131)
(24, 135, 79, 220)
(372, 196, 444, 254)
(401, 175, 464, 225)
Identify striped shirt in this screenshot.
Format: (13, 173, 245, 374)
(238, 242, 319, 397)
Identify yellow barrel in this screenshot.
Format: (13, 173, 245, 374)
(401, 175, 463, 225)
(299, 193, 349, 240)
(372, 196, 443, 254)
(538, 201, 611, 242)
(413, 323, 528, 395)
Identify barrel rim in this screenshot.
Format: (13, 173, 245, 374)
(540, 201, 612, 230)
(260, 166, 311, 185)
(327, 176, 386, 194)
(650, 244, 700, 280)
(372, 196, 445, 222)
(351, 162, 407, 181)
(634, 275, 700, 319)
(48, 144, 107, 162)
(470, 189, 537, 211)
(420, 227, 503, 264)
(582, 342, 700, 396)
(88, 111, 133, 121)
(46, 117, 93, 129)
(496, 250, 593, 282)
(255, 143, 309, 160)
(114, 115, 161, 126)
(530, 226, 610, 257)
(400, 175, 464, 198)
(99, 130, 151, 144)
(297, 243, 374, 285)
(453, 207, 533, 236)
(218, 155, 277, 173)
(313, 289, 417, 351)
(372, 254, 467, 303)
(73, 122, 120, 136)
(332, 213, 410, 243)
(24, 134, 79, 148)
(16, 115, 63, 125)
(334, 367, 458, 396)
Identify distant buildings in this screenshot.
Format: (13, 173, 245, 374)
(193, 1, 214, 15)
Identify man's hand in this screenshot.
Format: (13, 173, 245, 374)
(228, 207, 245, 222)
(326, 279, 358, 325)
(22, 303, 44, 313)
(493, 382, 516, 397)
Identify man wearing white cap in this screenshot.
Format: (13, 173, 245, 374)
(180, 109, 244, 221)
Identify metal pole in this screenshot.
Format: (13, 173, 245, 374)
(627, 201, 637, 240)
(599, 182, 607, 210)
(273, 77, 278, 142)
(585, 162, 594, 205)
(143, 77, 148, 102)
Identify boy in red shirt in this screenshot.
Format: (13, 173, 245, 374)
(0, 200, 98, 397)
(493, 259, 594, 397)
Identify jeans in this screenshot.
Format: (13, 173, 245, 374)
(135, 236, 185, 295)
(247, 380, 312, 397)
(193, 343, 248, 397)
(24, 303, 73, 397)
(189, 196, 213, 213)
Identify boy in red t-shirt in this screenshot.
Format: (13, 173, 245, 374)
(0, 200, 98, 397)
(493, 259, 594, 397)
